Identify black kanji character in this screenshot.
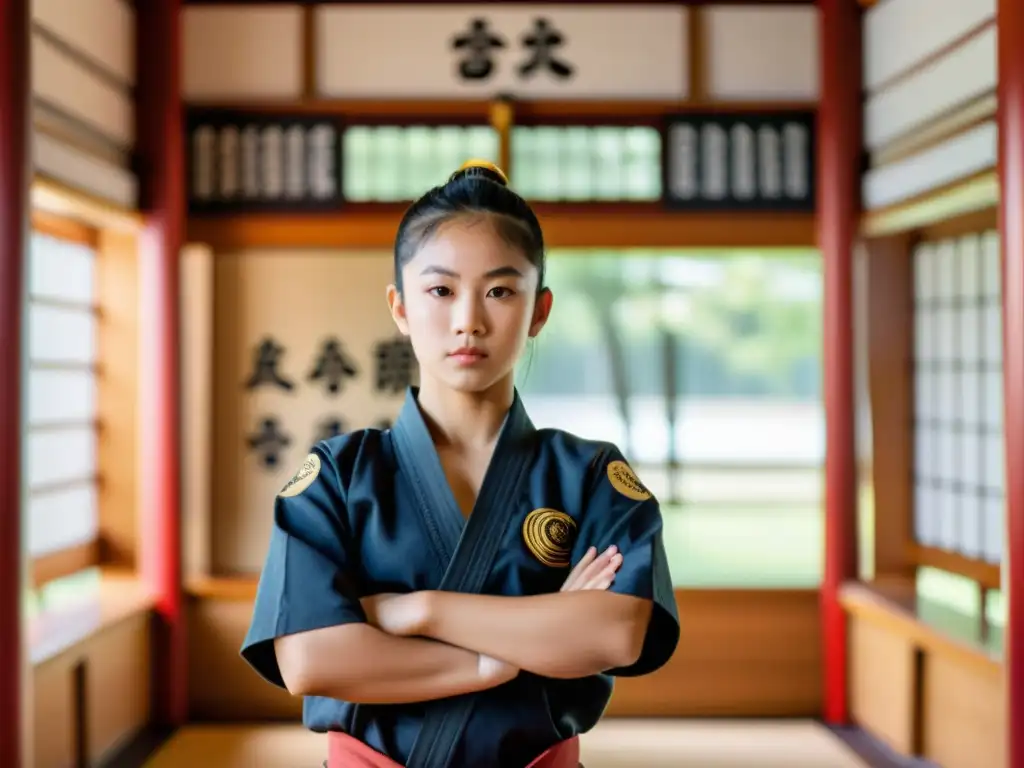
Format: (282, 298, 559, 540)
(314, 416, 346, 444)
(246, 416, 291, 469)
(244, 337, 295, 391)
(308, 337, 358, 395)
(518, 18, 573, 80)
(374, 336, 416, 395)
(451, 18, 507, 80)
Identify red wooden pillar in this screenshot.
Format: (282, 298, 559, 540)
(817, 0, 862, 726)
(0, 0, 29, 763)
(998, 1, 1024, 765)
(136, 0, 188, 726)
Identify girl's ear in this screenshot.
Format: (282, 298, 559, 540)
(386, 284, 410, 335)
(529, 288, 553, 338)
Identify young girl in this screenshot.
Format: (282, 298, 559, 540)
(241, 161, 680, 768)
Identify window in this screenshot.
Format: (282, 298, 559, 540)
(24, 230, 100, 591)
(511, 125, 662, 201)
(912, 232, 1004, 564)
(343, 125, 499, 201)
(917, 567, 1004, 656)
(518, 249, 824, 587)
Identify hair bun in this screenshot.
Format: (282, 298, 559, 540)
(449, 159, 509, 187)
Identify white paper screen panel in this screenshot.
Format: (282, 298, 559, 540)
(28, 486, 98, 557)
(862, 121, 996, 210)
(183, 6, 305, 100)
(316, 5, 688, 100)
(863, 0, 995, 91)
(29, 234, 95, 305)
(25, 232, 101, 559)
(32, 0, 135, 86)
(704, 6, 819, 102)
(864, 26, 996, 151)
(28, 305, 97, 365)
(27, 429, 97, 491)
(912, 232, 1003, 563)
(31, 31, 134, 147)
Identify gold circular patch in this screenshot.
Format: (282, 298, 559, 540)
(278, 453, 321, 498)
(522, 508, 576, 568)
(606, 460, 651, 501)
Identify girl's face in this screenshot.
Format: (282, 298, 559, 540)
(387, 216, 552, 395)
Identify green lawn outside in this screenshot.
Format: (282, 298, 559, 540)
(662, 487, 1005, 656)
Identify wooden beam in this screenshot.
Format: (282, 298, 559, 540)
(861, 171, 999, 238)
(184, 98, 817, 124)
(96, 228, 141, 570)
(136, 0, 187, 728)
(0, 0, 29, 764)
(31, 540, 102, 590)
(863, 234, 915, 584)
(29, 210, 99, 247)
(30, 177, 142, 232)
(818, 0, 862, 726)
(182, 0, 815, 5)
(187, 209, 817, 251)
(907, 544, 1002, 591)
(997, 0, 1024, 764)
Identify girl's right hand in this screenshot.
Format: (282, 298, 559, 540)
(559, 545, 623, 592)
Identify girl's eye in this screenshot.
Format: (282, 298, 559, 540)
(429, 286, 453, 297)
(488, 286, 515, 299)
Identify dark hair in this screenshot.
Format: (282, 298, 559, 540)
(393, 161, 546, 294)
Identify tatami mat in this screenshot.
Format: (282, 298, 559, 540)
(143, 720, 871, 767)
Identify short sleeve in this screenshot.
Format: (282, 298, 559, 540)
(240, 445, 367, 688)
(573, 446, 680, 677)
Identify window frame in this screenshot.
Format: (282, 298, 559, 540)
(26, 208, 141, 594)
(26, 212, 102, 590)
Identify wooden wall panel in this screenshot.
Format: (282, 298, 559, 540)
(211, 250, 403, 574)
(843, 584, 1005, 767)
(848, 617, 916, 754)
(606, 589, 822, 717)
(188, 588, 821, 720)
(30, 0, 136, 209)
(182, 6, 305, 101)
(863, 236, 915, 579)
(32, 612, 151, 768)
(921, 651, 1005, 768)
(96, 229, 140, 568)
(703, 6, 819, 102)
(189, 597, 301, 721)
(182, 244, 215, 581)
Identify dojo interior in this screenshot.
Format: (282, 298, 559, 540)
(3, 1, 1020, 767)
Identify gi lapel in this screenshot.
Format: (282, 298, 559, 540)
(391, 389, 465, 570)
(391, 387, 537, 768)
(391, 386, 537, 584)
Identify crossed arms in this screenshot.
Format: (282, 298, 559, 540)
(274, 546, 653, 705)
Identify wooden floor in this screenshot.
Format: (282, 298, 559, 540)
(144, 720, 872, 767)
